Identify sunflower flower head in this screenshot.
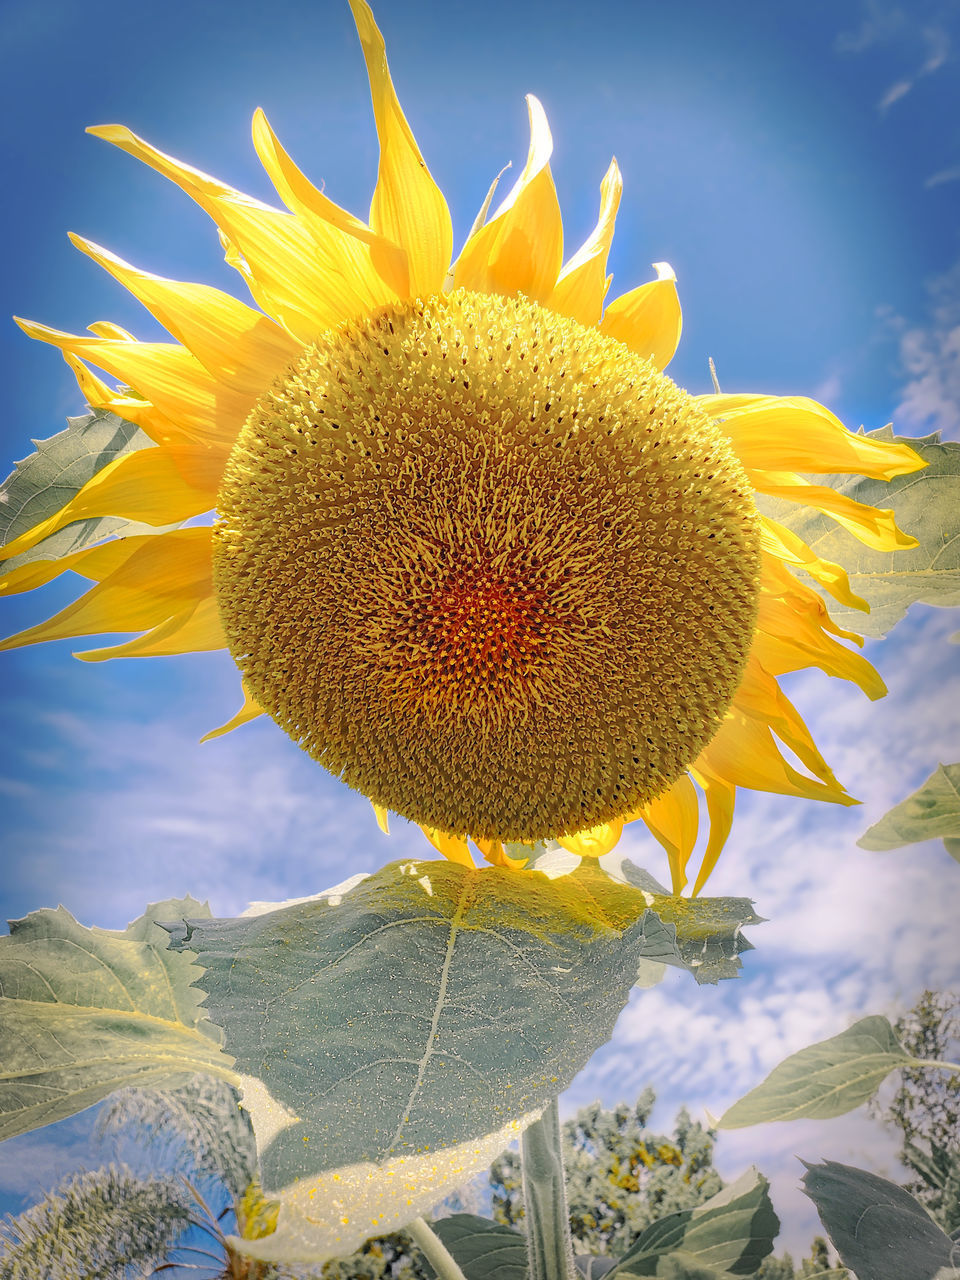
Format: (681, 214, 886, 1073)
(1, 0, 925, 891)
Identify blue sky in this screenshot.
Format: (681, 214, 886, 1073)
(1, 0, 959, 1261)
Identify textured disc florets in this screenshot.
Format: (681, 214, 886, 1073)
(213, 290, 760, 840)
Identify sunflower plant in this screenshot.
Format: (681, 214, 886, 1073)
(1, 2, 957, 1277)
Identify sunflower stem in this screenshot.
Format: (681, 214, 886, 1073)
(521, 1096, 577, 1280)
(406, 1217, 469, 1280)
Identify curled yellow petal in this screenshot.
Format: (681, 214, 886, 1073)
(600, 262, 682, 370)
(556, 818, 624, 859)
(715, 397, 926, 480)
(0, 447, 213, 564)
(371, 803, 390, 835)
(251, 108, 406, 304)
(698, 708, 857, 806)
(474, 838, 529, 870)
(76, 594, 226, 661)
(634, 775, 699, 895)
(760, 515, 868, 611)
(751, 470, 918, 552)
(688, 766, 736, 898)
(0, 529, 212, 651)
(454, 95, 563, 302)
(68, 233, 300, 395)
(756, 593, 886, 701)
(420, 826, 476, 868)
(87, 124, 364, 340)
(201, 679, 265, 743)
(346, 0, 453, 296)
(549, 159, 622, 327)
(16, 317, 249, 453)
(0, 537, 139, 597)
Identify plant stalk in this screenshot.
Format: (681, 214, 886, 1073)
(406, 1216, 470, 1280)
(521, 1096, 577, 1280)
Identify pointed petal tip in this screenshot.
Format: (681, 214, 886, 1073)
(652, 261, 677, 282)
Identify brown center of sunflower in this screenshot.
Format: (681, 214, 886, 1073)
(212, 289, 761, 841)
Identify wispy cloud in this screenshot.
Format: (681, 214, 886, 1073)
(925, 164, 960, 188)
(835, 2, 952, 113)
(887, 257, 960, 437)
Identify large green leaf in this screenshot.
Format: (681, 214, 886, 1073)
(858, 763, 960, 862)
(165, 859, 703, 1190)
(0, 409, 177, 572)
(802, 1160, 959, 1280)
(757, 427, 960, 636)
(718, 1016, 910, 1128)
(429, 1214, 529, 1280)
(0, 897, 235, 1142)
(610, 1169, 778, 1276)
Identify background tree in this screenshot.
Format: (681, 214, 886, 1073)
(755, 1236, 847, 1278)
(490, 1089, 723, 1255)
(874, 988, 960, 1233)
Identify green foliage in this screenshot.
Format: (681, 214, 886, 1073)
(430, 1215, 529, 1280)
(0, 1164, 192, 1280)
(801, 1160, 958, 1280)
(858, 764, 960, 862)
(0, 409, 173, 571)
(877, 991, 960, 1233)
(757, 427, 960, 636)
(163, 861, 758, 1192)
(718, 1017, 912, 1128)
(608, 1169, 779, 1277)
(754, 1236, 847, 1278)
(491, 1092, 723, 1255)
(0, 897, 234, 1143)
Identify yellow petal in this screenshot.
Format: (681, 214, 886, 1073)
(0, 447, 213, 564)
(76, 593, 225, 661)
(549, 159, 622, 327)
(473, 838, 529, 870)
(16, 318, 249, 453)
(556, 818, 624, 859)
(634, 775, 699, 895)
(760, 554, 865, 645)
(750, 470, 918, 552)
(599, 263, 682, 371)
(346, 0, 453, 297)
(371, 803, 390, 835)
(694, 392, 768, 417)
(87, 124, 363, 341)
(756, 593, 886, 700)
(688, 766, 736, 898)
(454, 95, 563, 302)
(760, 515, 868, 611)
(251, 109, 406, 303)
(0, 536, 140, 597)
(201, 679, 265, 742)
(61, 353, 186, 450)
(732, 653, 838, 787)
(420, 826, 476, 868)
(0, 529, 212, 651)
(715, 397, 927, 480)
(698, 708, 857, 806)
(69, 234, 300, 395)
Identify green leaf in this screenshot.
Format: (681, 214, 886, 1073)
(576, 1258, 619, 1278)
(605, 857, 761, 985)
(717, 1016, 910, 1128)
(0, 896, 234, 1142)
(0, 409, 177, 571)
(757, 427, 960, 636)
(165, 860, 670, 1191)
(802, 1160, 959, 1280)
(858, 763, 960, 862)
(610, 1169, 778, 1277)
(429, 1214, 528, 1280)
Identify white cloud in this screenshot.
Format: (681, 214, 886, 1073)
(925, 164, 960, 188)
(834, 3, 953, 113)
(887, 257, 960, 437)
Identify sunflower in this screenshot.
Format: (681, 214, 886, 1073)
(1, 0, 923, 893)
